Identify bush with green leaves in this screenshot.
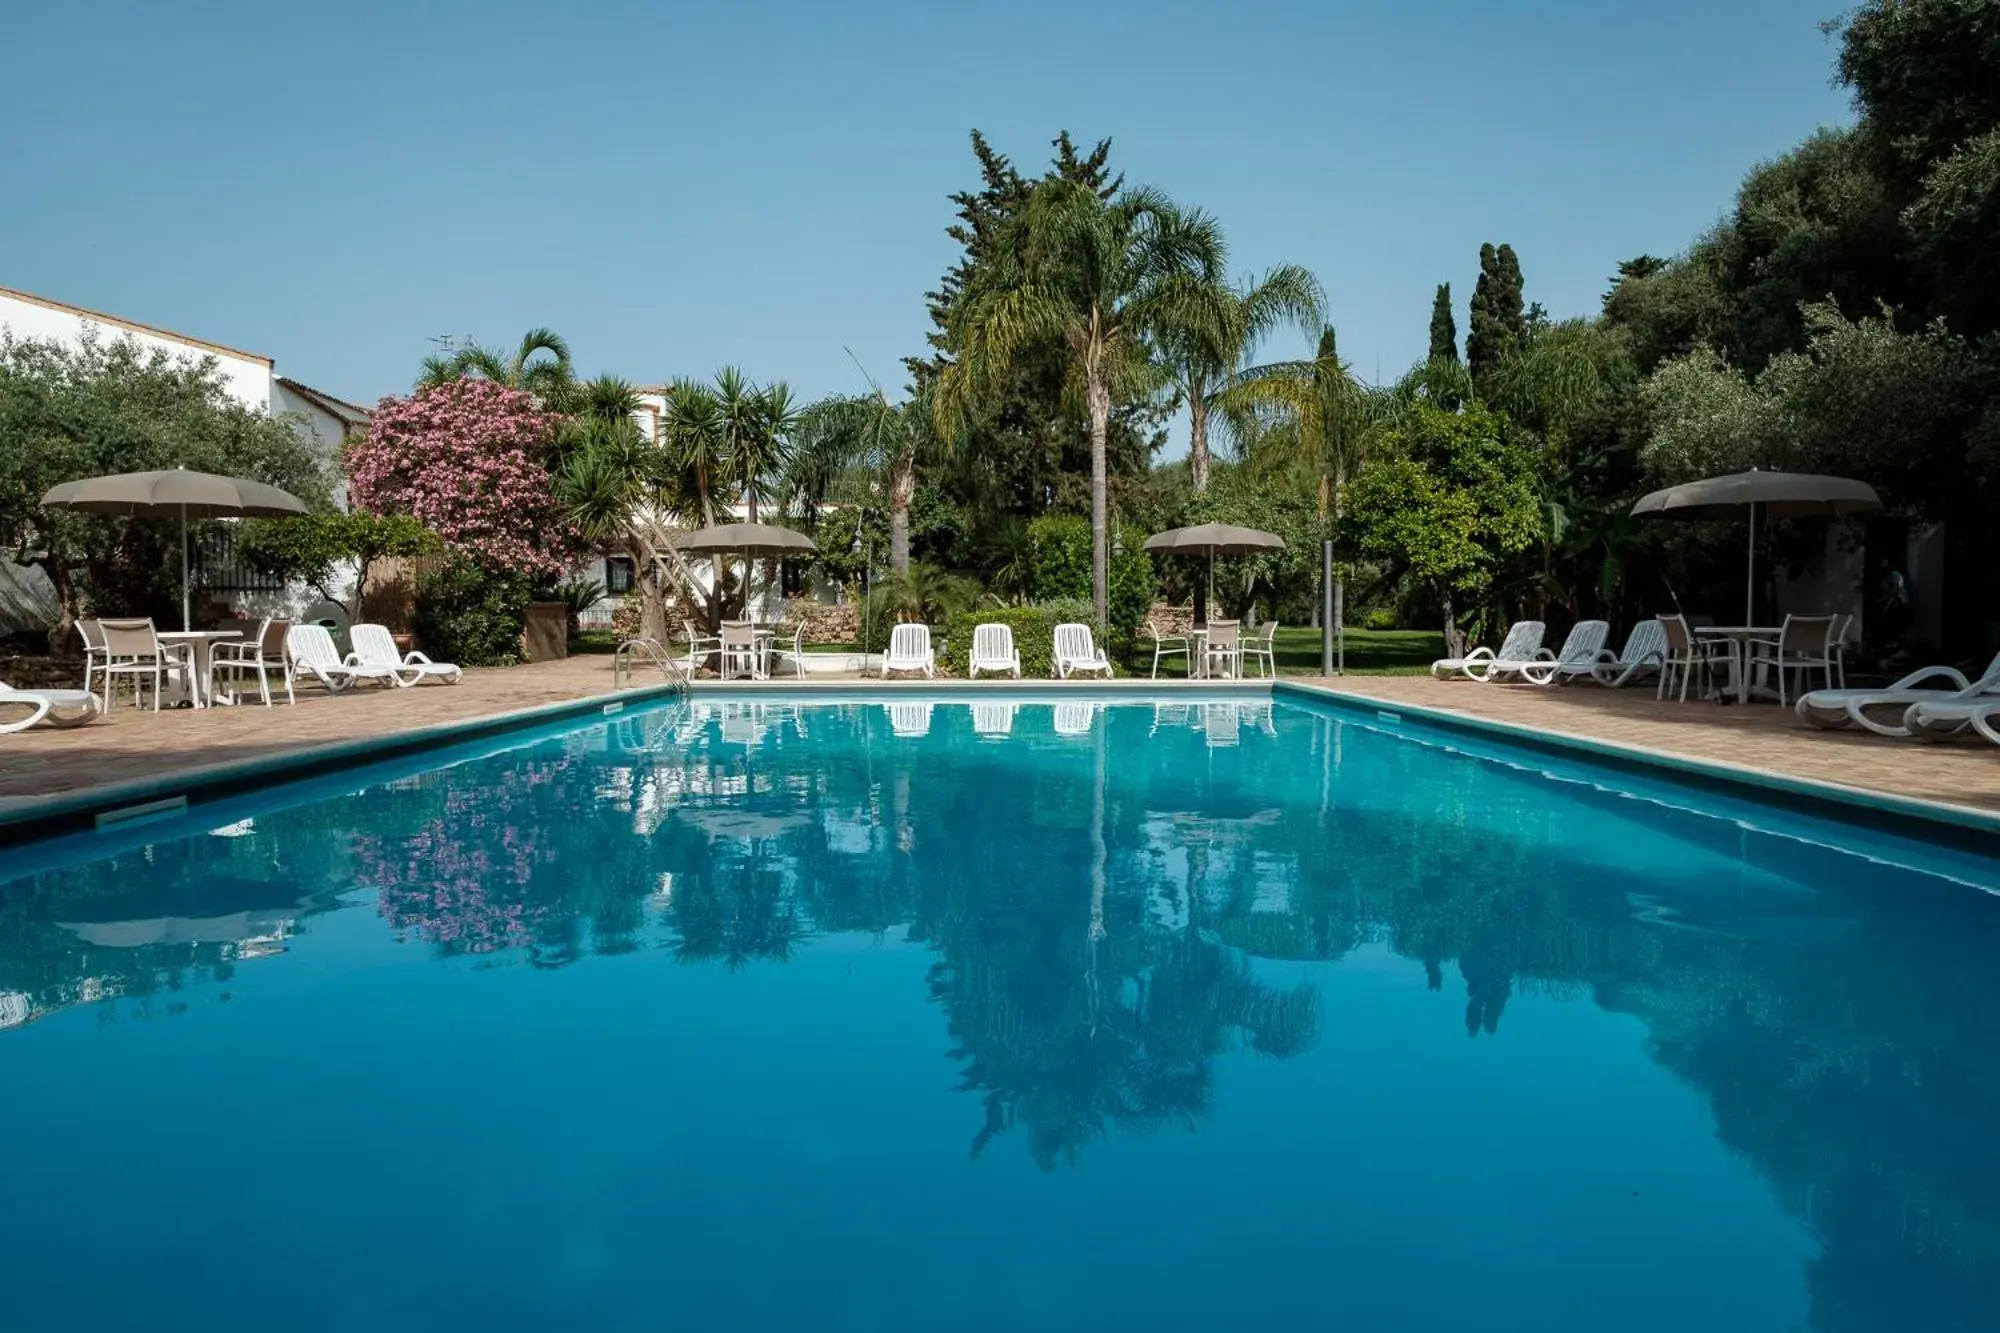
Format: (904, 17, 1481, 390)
(940, 605, 1065, 678)
(1026, 515, 1154, 633)
(236, 513, 440, 617)
(413, 560, 532, 666)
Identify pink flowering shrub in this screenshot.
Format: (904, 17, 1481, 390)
(348, 379, 580, 578)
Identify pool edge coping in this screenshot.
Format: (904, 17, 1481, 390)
(0, 681, 685, 846)
(1276, 679, 2000, 849)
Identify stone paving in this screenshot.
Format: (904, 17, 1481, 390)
(3, 659, 1995, 820)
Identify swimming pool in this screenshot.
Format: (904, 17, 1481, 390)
(3, 692, 1996, 1331)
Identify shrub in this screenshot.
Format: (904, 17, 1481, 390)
(942, 605, 1063, 679)
(1362, 607, 1399, 631)
(1026, 516, 1154, 634)
(413, 560, 531, 666)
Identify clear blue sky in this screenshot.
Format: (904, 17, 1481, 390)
(1, 0, 1851, 454)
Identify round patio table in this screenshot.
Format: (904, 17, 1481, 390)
(1692, 626, 1780, 705)
(157, 630, 242, 707)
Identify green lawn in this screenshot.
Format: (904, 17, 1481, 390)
(1144, 626, 1444, 678)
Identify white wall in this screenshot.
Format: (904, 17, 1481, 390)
(271, 381, 353, 511)
(0, 288, 274, 411)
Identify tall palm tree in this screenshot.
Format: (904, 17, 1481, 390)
(417, 327, 576, 410)
(730, 381, 799, 522)
(1225, 326, 1385, 665)
(661, 378, 725, 525)
(938, 178, 1223, 625)
(1158, 266, 1323, 493)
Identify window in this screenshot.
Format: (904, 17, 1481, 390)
(606, 556, 635, 594)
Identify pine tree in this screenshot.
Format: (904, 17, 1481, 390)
(1467, 242, 1526, 388)
(1427, 283, 1459, 362)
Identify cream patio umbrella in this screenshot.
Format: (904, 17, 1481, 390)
(1143, 523, 1286, 624)
(1631, 469, 1880, 624)
(39, 466, 310, 631)
(669, 521, 818, 623)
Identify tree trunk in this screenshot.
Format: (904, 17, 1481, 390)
(1087, 368, 1110, 629)
(45, 560, 79, 658)
(1188, 381, 1210, 494)
(888, 449, 915, 575)
(1440, 588, 1464, 660)
(1330, 470, 1346, 674)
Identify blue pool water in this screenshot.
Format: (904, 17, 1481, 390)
(3, 693, 1998, 1332)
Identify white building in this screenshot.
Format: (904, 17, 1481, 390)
(0, 283, 372, 629)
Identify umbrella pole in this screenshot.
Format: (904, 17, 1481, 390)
(180, 503, 191, 632)
(1745, 503, 1756, 625)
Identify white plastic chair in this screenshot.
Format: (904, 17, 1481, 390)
(1241, 621, 1279, 678)
(1591, 621, 1668, 687)
(1052, 623, 1113, 679)
(349, 623, 463, 687)
(0, 681, 101, 733)
(880, 623, 935, 678)
(968, 623, 1021, 678)
(1656, 614, 1732, 703)
(717, 621, 764, 681)
(1520, 621, 1610, 685)
(74, 618, 108, 696)
(766, 623, 806, 677)
(1202, 620, 1243, 679)
(211, 617, 296, 705)
(1431, 621, 1545, 680)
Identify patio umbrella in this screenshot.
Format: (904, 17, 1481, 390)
(39, 466, 309, 630)
(670, 522, 818, 621)
(1630, 469, 1880, 623)
(1143, 523, 1286, 622)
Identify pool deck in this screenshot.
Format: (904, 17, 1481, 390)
(2, 660, 1996, 835)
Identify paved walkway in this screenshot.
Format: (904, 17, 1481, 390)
(1300, 675, 2000, 816)
(4, 661, 1995, 820)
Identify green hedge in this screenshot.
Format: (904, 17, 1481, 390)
(1026, 517, 1155, 634)
(413, 561, 530, 667)
(941, 602, 1125, 678)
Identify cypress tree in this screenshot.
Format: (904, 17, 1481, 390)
(1467, 242, 1526, 388)
(1427, 283, 1459, 362)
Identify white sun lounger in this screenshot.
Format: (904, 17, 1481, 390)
(1519, 620, 1610, 685)
(349, 623, 463, 687)
(1052, 623, 1113, 679)
(0, 681, 102, 733)
(1432, 621, 1545, 680)
(287, 624, 368, 692)
(880, 624, 935, 678)
(1588, 620, 1669, 687)
(967, 623, 1022, 678)
(1902, 695, 2000, 745)
(1796, 650, 2000, 736)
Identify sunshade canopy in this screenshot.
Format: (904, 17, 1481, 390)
(1630, 470, 1881, 523)
(1142, 523, 1286, 556)
(40, 467, 308, 518)
(669, 522, 818, 556)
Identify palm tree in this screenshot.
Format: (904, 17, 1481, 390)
(1158, 266, 1323, 493)
(938, 178, 1224, 625)
(794, 360, 950, 575)
(661, 378, 725, 525)
(1225, 326, 1385, 666)
(417, 327, 576, 409)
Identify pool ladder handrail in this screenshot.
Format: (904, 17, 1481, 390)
(613, 636, 691, 693)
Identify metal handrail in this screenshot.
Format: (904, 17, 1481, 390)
(613, 636, 690, 693)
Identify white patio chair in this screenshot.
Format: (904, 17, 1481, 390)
(967, 623, 1022, 678)
(75, 618, 108, 696)
(1053, 701, 1097, 735)
(887, 701, 933, 737)
(1052, 623, 1113, 679)
(1656, 614, 1733, 703)
(765, 623, 806, 677)
(1591, 620, 1668, 687)
(717, 621, 764, 681)
(1520, 620, 1610, 685)
(1200, 620, 1243, 679)
(0, 681, 101, 733)
(880, 623, 935, 678)
(211, 617, 296, 706)
(1904, 696, 2000, 746)
(1746, 613, 1840, 707)
(350, 623, 463, 687)
(1146, 619, 1190, 679)
(287, 624, 375, 692)
(1800, 649, 2000, 736)
(1831, 614, 1855, 689)
(1241, 621, 1279, 678)
(681, 621, 722, 675)
(1432, 621, 1544, 680)
(96, 618, 194, 712)
(972, 701, 1016, 736)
